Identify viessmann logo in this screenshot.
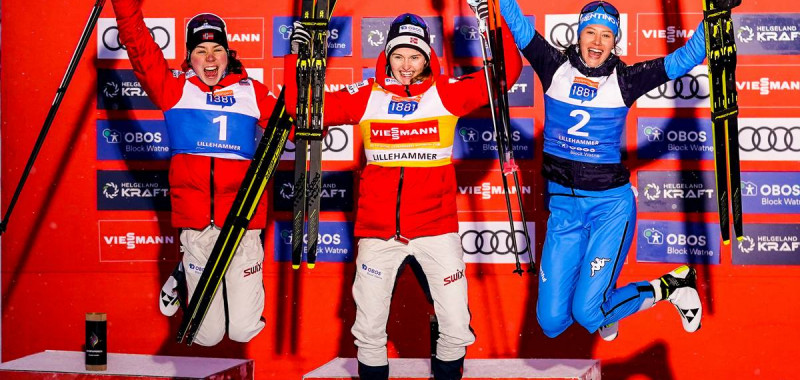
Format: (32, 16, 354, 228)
(103, 232, 175, 250)
(737, 78, 800, 96)
(370, 121, 440, 144)
(458, 182, 531, 200)
(641, 26, 696, 44)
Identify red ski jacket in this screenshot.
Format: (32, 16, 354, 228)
(283, 24, 521, 240)
(113, 0, 277, 229)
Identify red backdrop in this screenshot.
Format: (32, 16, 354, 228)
(3, 0, 800, 379)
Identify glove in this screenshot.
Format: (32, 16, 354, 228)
(664, 21, 707, 80)
(468, 0, 489, 22)
(290, 20, 311, 55)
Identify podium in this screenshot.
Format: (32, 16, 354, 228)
(0, 350, 253, 380)
(304, 358, 600, 379)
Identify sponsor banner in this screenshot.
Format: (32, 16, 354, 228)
(544, 14, 628, 56)
(458, 221, 535, 264)
(637, 220, 721, 264)
(453, 118, 534, 160)
(361, 16, 444, 58)
(453, 66, 534, 107)
(273, 221, 354, 263)
(638, 66, 709, 109)
(272, 16, 353, 57)
(220, 17, 265, 59)
(738, 118, 800, 161)
(740, 172, 800, 214)
(273, 170, 354, 212)
(734, 14, 800, 55)
(97, 69, 158, 110)
(733, 224, 800, 265)
(456, 170, 535, 213)
(281, 124, 354, 161)
(636, 13, 704, 56)
(363, 67, 376, 80)
(97, 119, 170, 161)
(636, 117, 713, 160)
(637, 171, 717, 212)
(735, 65, 800, 108)
(97, 170, 170, 211)
(640, 65, 800, 109)
(98, 220, 178, 262)
(452, 15, 535, 58)
(98, 18, 175, 60)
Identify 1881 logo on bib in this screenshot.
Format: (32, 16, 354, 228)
(569, 77, 599, 102)
(206, 90, 237, 107)
(388, 96, 420, 117)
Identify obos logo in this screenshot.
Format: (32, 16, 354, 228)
(458, 221, 535, 264)
(740, 172, 800, 214)
(97, 120, 170, 161)
(638, 66, 710, 109)
(98, 18, 175, 59)
(642, 228, 664, 245)
(738, 119, 800, 162)
(636, 221, 719, 264)
(273, 221, 354, 263)
(281, 125, 354, 161)
(453, 118, 534, 159)
(272, 16, 352, 57)
(544, 14, 628, 56)
(637, 118, 713, 160)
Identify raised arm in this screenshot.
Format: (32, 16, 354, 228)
(110, 0, 182, 110)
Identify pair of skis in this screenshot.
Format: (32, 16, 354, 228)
(176, 91, 293, 345)
(292, 0, 336, 269)
(468, 0, 534, 275)
(702, 0, 743, 244)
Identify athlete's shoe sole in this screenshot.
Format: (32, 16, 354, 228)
(598, 321, 619, 341)
(662, 265, 702, 333)
(159, 262, 185, 317)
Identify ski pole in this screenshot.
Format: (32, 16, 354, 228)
(0, 0, 107, 234)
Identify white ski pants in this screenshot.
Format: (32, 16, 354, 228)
(352, 233, 475, 366)
(181, 226, 265, 346)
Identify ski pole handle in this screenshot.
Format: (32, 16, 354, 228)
(467, 0, 489, 32)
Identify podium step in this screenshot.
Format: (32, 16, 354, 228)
(0, 350, 253, 380)
(304, 358, 600, 380)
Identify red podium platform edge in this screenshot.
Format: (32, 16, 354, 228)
(0, 350, 254, 380)
(304, 357, 601, 379)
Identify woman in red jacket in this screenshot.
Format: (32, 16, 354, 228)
(287, 13, 521, 380)
(111, 0, 276, 346)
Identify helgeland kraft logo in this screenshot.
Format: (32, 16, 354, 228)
(733, 224, 800, 265)
(637, 171, 717, 212)
(97, 170, 170, 211)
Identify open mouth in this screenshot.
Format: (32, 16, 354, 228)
(587, 48, 604, 60)
(203, 66, 219, 80)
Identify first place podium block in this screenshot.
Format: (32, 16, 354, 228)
(304, 358, 600, 380)
(0, 350, 254, 380)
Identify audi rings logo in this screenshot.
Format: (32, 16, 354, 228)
(282, 125, 353, 161)
(98, 18, 175, 59)
(458, 221, 534, 264)
(461, 230, 530, 255)
(645, 73, 710, 100)
(548, 22, 579, 49)
(739, 126, 800, 152)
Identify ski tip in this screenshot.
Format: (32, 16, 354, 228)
(722, 238, 731, 245)
(292, 264, 301, 270)
(307, 263, 316, 269)
(736, 235, 744, 242)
